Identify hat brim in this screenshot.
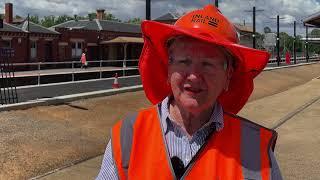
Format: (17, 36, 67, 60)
(139, 20, 270, 114)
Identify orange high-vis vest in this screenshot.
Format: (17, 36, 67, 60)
(111, 106, 277, 180)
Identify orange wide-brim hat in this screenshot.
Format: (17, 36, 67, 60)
(138, 5, 270, 114)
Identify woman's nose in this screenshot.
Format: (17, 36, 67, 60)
(185, 64, 203, 81)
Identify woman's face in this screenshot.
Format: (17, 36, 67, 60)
(168, 37, 232, 113)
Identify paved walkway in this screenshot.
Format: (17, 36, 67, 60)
(0, 63, 318, 179)
(37, 77, 320, 180)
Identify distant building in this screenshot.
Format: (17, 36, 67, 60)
(303, 11, 320, 27)
(16, 21, 60, 62)
(233, 23, 254, 48)
(0, 3, 60, 63)
(302, 11, 320, 43)
(154, 12, 179, 24)
(0, 3, 143, 65)
(52, 9, 142, 61)
(0, 22, 26, 63)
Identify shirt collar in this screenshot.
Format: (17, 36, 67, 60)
(159, 96, 224, 135)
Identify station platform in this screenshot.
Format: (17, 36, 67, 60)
(0, 63, 319, 179)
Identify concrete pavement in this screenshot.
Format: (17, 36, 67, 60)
(0, 63, 318, 179)
(35, 77, 320, 180)
(276, 96, 320, 179)
(34, 156, 103, 180)
(241, 77, 320, 180)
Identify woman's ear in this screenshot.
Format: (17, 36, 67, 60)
(224, 66, 234, 91)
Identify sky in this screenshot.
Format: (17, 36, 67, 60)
(1, 0, 320, 35)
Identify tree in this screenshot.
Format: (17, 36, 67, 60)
(74, 14, 86, 21)
(87, 13, 96, 20)
(105, 13, 121, 22)
(21, 12, 123, 28)
(29, 15, 40, 24)
(256, 32, 265, 49)
(306, 29, 320, 54)
(263, 26, 272, 34)
(15, 15, 22, 19)
(310, 29, 320, 36)
(40, 15, 56, 27)
(127, 18, 142, 24)
(55, 15, 73, 25)
(279, 32, 294, 53)
(295, 35, 303, 52)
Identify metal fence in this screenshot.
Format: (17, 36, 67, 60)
(6, 55, 320, 87)
(11, 59, 139, 86)
(268, 55, 319, 64)
(0, 48, 18, 105)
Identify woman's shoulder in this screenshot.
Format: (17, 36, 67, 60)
(124, 105, 159, 121)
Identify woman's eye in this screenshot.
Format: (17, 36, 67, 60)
(178, 59, 190, 65)
(202, 61, 213, 66)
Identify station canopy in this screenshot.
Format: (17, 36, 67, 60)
(303, 12, 320, 27)
(100, 36, 144, 44)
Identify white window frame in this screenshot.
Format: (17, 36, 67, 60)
(71, 41, 83, 58)
(30, 41, 37, 59)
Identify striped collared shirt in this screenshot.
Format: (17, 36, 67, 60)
(158, 96, 224, 167)
(96, 97, 223, 179)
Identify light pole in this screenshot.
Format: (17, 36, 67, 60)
(146, 0, 151, 20)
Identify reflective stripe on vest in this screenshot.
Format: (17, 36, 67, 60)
(112, 113, 138, 179)
(111, 106, 277, 180)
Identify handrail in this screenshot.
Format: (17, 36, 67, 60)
(12, 59, 140, 66)
(9, 59, 140, 86)
(5, 57, 319, 87)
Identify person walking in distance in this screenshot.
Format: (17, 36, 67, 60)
(80, 49, 88, 69)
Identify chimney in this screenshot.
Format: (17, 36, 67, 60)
(74, 14, 78, 21)
(96, 9, 105, 20)
(5, 3, 13, 24)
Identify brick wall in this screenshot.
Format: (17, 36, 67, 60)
(1, 28, 142, 64)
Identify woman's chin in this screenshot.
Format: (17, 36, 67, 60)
(179, 98, 202, 110)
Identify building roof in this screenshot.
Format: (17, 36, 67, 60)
(12, 18, 25, 24)
(16, 21, 60, 34)
(0, 22, 25, 32)
(234, 23, 253, 33)
(154, 13, 179, 21)
(303, 11, 320, 26)
(51, 20, 100, 31)
(52, 19, 141, 33)
(98, 20, 140, 33)
(100, 36, 143, 44)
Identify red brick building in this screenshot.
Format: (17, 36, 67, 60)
(0, 22, 27, 63)
(52, 10, 143, 62)
(0, 3, 60, 63)
(0, 3, 143, 65)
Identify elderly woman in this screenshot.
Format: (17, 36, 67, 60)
(97, 5, 282, 180)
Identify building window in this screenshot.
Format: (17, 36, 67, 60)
(30, 41, 37, 59)
(59, 46, 67, 60)
(2, 40, 11, 48)
(77, 42, 82, 50)
(71, 42, 83, 58)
